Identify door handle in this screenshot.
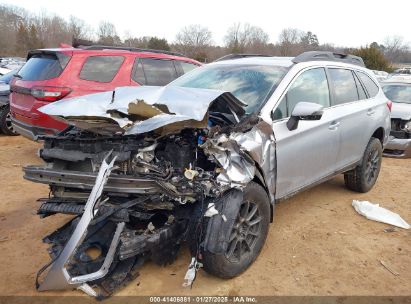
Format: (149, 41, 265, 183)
(367, 108, 376, 116)
(328, 121, 340, 130)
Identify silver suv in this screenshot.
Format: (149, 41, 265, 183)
(25, 51, 391, 297)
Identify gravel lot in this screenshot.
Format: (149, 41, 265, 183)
(0, 134, 410, 297)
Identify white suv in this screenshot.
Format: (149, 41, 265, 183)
(25, 51, 391, 296)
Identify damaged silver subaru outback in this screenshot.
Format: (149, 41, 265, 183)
(24, 51, 391, 298)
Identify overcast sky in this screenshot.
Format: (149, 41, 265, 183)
(2, 0, 410, 47)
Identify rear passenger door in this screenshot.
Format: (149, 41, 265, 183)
(326, 68, 376, 169)
(131, 58, 179, 86)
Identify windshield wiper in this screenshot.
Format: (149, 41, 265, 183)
(13, 74, 22, 79)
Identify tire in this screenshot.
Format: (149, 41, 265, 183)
(0, 105, 18, 136)
(344, 137, 382, 193)
(202, 182, 270, 279)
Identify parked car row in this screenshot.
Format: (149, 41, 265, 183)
(0, 57, 25, 76)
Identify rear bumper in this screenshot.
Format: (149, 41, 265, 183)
(383, 136, 411, 158)
(11, 118, 60, 141)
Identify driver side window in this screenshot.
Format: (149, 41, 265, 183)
(273, 68, 330, 120)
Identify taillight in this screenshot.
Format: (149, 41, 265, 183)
(31, 86, 71, 102)
(387, 100, 393, 112)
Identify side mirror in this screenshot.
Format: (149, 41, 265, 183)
(286, 102, 324, 131)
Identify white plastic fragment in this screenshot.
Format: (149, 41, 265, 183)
(204, 203, 219, 217)
(222, 214, 227, 222)
(77, 283, 98, 297)
(182, 257, 203, 288)
(352, 200, 410, 229)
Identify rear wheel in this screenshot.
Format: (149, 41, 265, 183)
(0, 105, 18, 136)
(202, 182, 270, 278)
(344, 137, 382, 193)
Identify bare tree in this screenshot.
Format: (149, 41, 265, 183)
(124, 36, 151, 48)
(69, 16, 92, 41)
(97, 21, 121, 45)
(383, 35, 409, 62)
(175, 24, 212, 60)
(224, 23, 269, 53)
(278, 28, 305, 56)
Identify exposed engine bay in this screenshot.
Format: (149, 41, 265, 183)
(390, 118, 411, 139)
(24, 86, 276, 298)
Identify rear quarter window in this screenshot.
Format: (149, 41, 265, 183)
(80, 56, 125, 83)
(357, 71, 379, 97)
(17, 55, 63, 81)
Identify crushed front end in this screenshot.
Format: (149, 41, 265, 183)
(384, 118, 411, 158)
(25, 86, 276, 297)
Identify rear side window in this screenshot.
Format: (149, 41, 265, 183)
(180, 62, 198, 74)
(132, 58, 178, 86)
(80, 56, 124, 83)
(328, 68, 358, 105)
(357, 71, 379, 97)
(17, 54, 64, 81)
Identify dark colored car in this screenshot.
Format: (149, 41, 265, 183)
(9, 46, 201, 140)
(0, 69, 19, 135)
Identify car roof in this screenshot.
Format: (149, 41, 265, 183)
(209, 56, 293, 67)
(29, 48, 201, 65)
(209, 55, 367, 70)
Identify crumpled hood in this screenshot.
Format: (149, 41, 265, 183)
(39, 86, 246, 135)
(391, 102, 411, 120)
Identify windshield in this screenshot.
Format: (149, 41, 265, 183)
(383, 84, 411, 104)
(0, 69, 17, 84)
(169, 64, 288, 114)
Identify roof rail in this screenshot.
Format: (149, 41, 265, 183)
(71, 37, 185, 57)
(80, 45, 185, 57)
(215, 53, 271, 62)
(292, 51, 365, 67)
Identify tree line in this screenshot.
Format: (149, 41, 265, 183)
(1, 4, 410, 71)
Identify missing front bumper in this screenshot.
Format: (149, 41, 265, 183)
(383, 136, 411, 158)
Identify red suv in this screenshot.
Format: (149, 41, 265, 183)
(10, 46, 201, 140)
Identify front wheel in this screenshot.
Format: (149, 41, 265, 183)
(202, 182, 270, 279)
(344, 137, 382, 193)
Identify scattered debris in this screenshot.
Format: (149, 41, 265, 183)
(352, 200, 410, 229)
(204, 203, 219, 217)
(379, 260, 399, 276)
(0, 236, 9, 242)
(182, 257, 203, 288)
(384, 227, 398, 233)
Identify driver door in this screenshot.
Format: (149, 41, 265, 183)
(272, 67, 341, 199)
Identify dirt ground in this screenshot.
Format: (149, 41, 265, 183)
(0, 134, 410, 298)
